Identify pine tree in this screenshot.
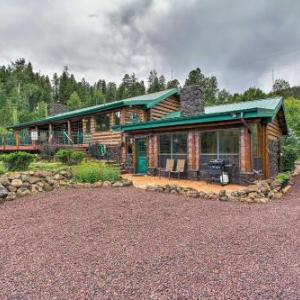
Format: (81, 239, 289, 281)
(67, 91, 82, 111)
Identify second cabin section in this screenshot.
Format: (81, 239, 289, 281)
(1, 89, 180, 159)
(119, 86, 287, 184)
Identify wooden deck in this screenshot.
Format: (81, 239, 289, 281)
(0, 144, 89, 153)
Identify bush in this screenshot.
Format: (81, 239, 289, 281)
(276, 173, 289, 187)
(55, 149, 84, 165)
(281, 134, 300, 172)
(0, 162, 5, 175)
(72, 162, 120, 183)
(0, 151, 35, 171)
(39, 144, 61, 161)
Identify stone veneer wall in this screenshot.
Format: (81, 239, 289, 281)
(180, 85, 204, 117)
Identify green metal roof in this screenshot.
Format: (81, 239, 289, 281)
(9, 88, 179, 129)
(119, 97, 287, 133)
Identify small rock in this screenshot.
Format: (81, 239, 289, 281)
(219, 190, 226, 197)
(11, 179, 23, 188)
(43, 183, 53, 192)
(103, 181, 112, 187)
(53, 174, 62, 180)
(282, 185, 291, 194)
(112, 181, 123, 187)
(16, 187, 31, 197)
(8, 172, 21, 180)
(121, 180, 133, 187)
(248, 192, 258, 200)
(273, 192, 283, 199)
(20, 174, 29, 182)
(0, 176, 10, 187)
(219, 195, 229, 201)
(6, 192, 16, 201)
(7, 185, 17, 192)
(28, 176, 40, 184)
(93, 182, 103, 188)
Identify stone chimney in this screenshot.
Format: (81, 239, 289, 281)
(180, 85, 204, 117)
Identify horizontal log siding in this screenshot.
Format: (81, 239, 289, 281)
(150, 96, 180, 120)
(267, 117, 282, 140)
(122, 108, 148, 124)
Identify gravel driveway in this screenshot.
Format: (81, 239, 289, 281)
(1, 180, 299, 299)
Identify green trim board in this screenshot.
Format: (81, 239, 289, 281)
(117, 97, 287, 134)
(8, 88, 179, 129)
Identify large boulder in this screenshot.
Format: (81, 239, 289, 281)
(0, 184, 8, 199)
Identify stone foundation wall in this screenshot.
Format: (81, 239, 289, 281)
(268, 139, 280, 178)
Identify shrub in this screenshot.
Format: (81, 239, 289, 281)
(0, 162, 5, 175)
(55, 149, 84, 165)
(72, 162, 120, 183)
(276, 173, 289, 187)
(281, 134, 300, 172)
(0, 151, 35, 171)
(39, 144, 61, 161)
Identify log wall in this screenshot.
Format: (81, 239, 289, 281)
(150, 96, 180, 120)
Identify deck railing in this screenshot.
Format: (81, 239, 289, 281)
(0, 130, 90, 148)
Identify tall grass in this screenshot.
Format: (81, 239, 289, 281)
(72, 162, 121, 183)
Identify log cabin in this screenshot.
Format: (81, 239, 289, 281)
(1, 86, 288, 184)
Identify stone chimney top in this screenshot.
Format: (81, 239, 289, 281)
(180, 85, 204, 117)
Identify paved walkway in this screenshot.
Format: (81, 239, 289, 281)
(122, 174, 243, 193)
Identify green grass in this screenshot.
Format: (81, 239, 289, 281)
(72, 162, 121, 183)
(0, 161, 5, 175)
(28, 161, 66, 172)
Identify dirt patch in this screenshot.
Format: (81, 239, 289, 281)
(122, 174, 242, 193)
(0, 181, 299, 299)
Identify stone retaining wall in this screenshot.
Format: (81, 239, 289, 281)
(144, 168, 299, 204)
(0, 169, 133, 203)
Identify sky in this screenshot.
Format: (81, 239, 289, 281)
(0, 0, 299, 93)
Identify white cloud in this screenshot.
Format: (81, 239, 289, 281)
(0, 0, 299, 92)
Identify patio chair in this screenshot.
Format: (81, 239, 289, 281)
(171, 159, 186, 179)
(159, 159, 175, 179)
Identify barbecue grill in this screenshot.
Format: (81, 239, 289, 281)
(208, 159, 226, 184)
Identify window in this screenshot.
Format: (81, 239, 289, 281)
(159, 133, 187, 167)
(85, 118, 91, 133)
(200, 130, 240, 170)
(114, 111, 121, 126)
(251, 124, 262, 170)
(129, 112, 140, 124)
(201, 131, 217, 154)
(95, 114, 110, 131)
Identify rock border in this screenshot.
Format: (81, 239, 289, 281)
(144, 169, 299, 204)
(0, 169, 133, 203)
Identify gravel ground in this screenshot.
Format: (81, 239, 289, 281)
(0, 180, 299, 299)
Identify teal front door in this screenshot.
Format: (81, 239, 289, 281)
(136, 138, 147, 174)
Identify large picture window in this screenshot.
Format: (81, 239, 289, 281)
(95, 114, 110, 132)
(200, 129, 239, 167)
(159, 133, 187, 167)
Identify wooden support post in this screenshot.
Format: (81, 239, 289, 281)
(240, 127, 252, 172)
(14, 129, 19, 149)
(261, 123, 269, 179)
(67, 120, 71, 144)
(49, 123, 53, 143)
